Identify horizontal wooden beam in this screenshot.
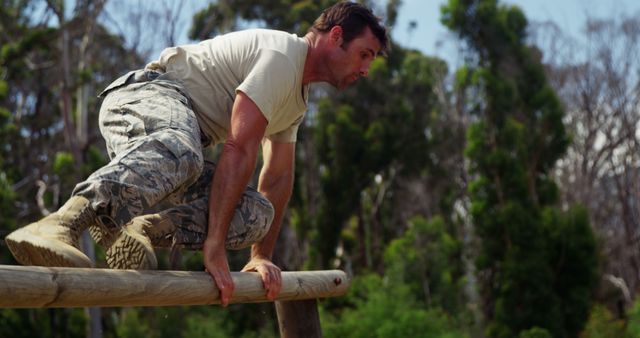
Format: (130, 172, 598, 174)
(0, 265, 350, 308)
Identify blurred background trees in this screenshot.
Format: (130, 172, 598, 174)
(0, 0, 639, 337)
(441, 1, 597, 336)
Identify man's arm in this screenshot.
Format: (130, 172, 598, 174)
(203, 91, 267, 307)
(241, 138, 296, 300)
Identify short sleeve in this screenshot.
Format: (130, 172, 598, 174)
(266, 114, 304, 143)
(236, 49, 295, 122)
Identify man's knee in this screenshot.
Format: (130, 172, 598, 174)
(226, 189, 274, 250)
(248, 189, 275, 225)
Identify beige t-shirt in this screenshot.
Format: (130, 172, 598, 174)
(146, 29, 309, 145)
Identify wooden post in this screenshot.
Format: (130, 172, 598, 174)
(0, 265, 349, 308)
(276, 299, 323, 338)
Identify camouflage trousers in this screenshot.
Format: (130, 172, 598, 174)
(72, 70, 274, 250)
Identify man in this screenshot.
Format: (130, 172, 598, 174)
(5, 1, 388, 306)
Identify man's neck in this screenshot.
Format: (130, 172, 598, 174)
(302, 31, 330, 85)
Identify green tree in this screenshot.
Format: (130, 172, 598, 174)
(581, 300, 640, 338)
(0, 308, 86, 338)
(626, 299, 640, 337)
(518, 327, 551, 338)
(384, 216, 464, 314)
(441, 0, 598, 337)
(0, 1, 144, 336)
(312, 47, 454, 269)
(189, 0, 336, 39)
(321, 274, 468, 338)
(580, 305, 627, 338)
(0, 73, 16, 239)
(115, 308, 152, 338)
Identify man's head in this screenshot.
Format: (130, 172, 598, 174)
(307, 2, 390, 89)
(310, 1, 390, 56)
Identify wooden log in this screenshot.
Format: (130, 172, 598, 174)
(276, 299, 323, 338)
(0, 265, 349, 308)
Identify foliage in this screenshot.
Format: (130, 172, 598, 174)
(189, 0, 337, 40)
(109, 305, 276, 338)
(384, 216, 464, 314)
(321, 274, 468, 338)
(320, 215, 469, 337)
(580, 300, 640, 338)
(312, 48, 453, 269)
(626, 299, 640, 337)
(183, 313, 230, 338)
(0, 171, 15, 233)
(53, 151, 76, 179)
(0, 309, 51, 338)
(441, 0, 598, 337)
(580, 305, 627, 338)
(542, 206, 599, 336)
(0, 0, 140, 222)
(115, 308, 153, 338)
(0, 308, 86, 338)
(518, 327, 551, 338)
(1, 0, 143, 336)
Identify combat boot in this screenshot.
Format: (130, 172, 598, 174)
(5, 196, 95, 268)
(90, 214, 160, 270)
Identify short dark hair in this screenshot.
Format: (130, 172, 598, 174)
(311, 1, 390, 55)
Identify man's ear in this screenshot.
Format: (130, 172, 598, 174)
(328, 25, 343, 47)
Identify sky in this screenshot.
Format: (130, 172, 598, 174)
(106, 0, 640, 66)
(391, 0, 640, 66)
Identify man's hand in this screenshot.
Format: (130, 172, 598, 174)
(241, 256, 282, 300)
(203, 240, 234, 307)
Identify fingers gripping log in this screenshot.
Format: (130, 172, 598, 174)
(0, 265, 350, 308)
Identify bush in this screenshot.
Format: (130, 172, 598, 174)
(518, 327, 552, 338)
(625, 299, 640, 337)
(321, 274, 467, 338)
(580, 305, 626, 338)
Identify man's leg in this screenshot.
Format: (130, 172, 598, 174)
(78, 80, 203, 224)
(85, 80, 205, 270)
(6, 78, 204, 268)
(121, 161, 275, 257)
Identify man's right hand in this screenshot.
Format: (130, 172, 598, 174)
(203, 240, 235, 307)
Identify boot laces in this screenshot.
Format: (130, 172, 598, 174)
(64, 202, 97, 244)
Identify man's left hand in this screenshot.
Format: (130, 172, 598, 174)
(241, 257, 282, 300)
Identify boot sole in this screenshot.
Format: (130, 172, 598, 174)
(5, 230, 92, 268)
(88, 224, 117, 248)
(106, 228, 157, 270)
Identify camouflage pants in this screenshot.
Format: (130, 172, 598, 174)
(72, 70, 274, 250)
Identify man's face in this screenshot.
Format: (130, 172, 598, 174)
(326, 26, 382, 90)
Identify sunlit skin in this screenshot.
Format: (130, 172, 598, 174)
(303, 25, 382, 90)
(326, 27, 381, 89)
